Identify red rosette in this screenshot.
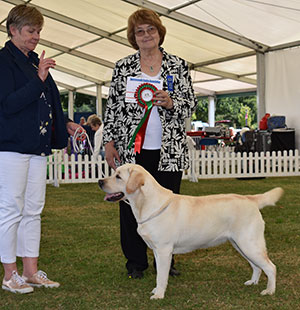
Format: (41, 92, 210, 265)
(128, 82, 158, 153)
(134, 83, 158, 107)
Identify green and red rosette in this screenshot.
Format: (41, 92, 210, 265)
(128, 83, 158, 153)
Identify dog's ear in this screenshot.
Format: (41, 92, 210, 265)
(126, 168, 145, 194)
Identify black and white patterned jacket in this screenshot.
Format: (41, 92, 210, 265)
(103, 48, 197, 171)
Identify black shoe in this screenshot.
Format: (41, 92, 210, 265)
(169, 266, 180, 277)
(128, 270, 144, 279)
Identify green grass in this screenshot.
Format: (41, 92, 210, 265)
(0, 176, 299, 310)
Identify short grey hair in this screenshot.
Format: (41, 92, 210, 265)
(6, 4, 44, 38)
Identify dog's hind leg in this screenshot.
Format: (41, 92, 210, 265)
(229, 239, 262, 285)
(244, 262, 262, 286)
(231, 238, 276, 295)
(150, 249, 172, 299)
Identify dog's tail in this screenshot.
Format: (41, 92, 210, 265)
(252, 187, 284, 210)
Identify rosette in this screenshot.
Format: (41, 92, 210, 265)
(128, 83, 157, 153)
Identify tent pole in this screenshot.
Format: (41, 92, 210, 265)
(68, 90, 74, 120)
(96, 84, 102, 118)
(208, 95, 215, 127)
(256, 52, 266, 124)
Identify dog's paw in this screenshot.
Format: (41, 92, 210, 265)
(150, 294, 164, 299)
(244, 280, 258, 286)
(260, 288, 275, 296)
(150, 287, 165, 299)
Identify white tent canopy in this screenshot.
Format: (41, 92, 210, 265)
(1, 0, 300, 146)
(2, 0, 300, 96)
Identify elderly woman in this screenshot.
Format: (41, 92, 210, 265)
(103, 8, 197, 279)
(0, 5, 82, 294)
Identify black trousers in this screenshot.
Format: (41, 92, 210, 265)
(119, 149, 182, 273)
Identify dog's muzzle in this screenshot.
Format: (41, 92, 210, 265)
(98, 179, 125, 202)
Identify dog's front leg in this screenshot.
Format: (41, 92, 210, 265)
(150, 249, 172, 299)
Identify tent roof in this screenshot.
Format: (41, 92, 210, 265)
(1, 0, 300, 97)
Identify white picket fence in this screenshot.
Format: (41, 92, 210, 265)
(47, 152, 111, 186)
(185, 149, 300, 182)
(47, 149, 300, 186)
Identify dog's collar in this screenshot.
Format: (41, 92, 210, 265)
(137, 199, 172, 225)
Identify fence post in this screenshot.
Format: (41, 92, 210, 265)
(53, 151, 59, 187)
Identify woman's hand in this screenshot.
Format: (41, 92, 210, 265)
(153, 90, 173, 109)
(105, 141, 120, 170)
(38, 50, 56, 81)
(66, 122, 85, 137)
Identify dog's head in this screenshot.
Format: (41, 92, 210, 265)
(98, 164, 147, 202)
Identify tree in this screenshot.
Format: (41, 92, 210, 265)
(215, 97, 241, 127)
(192, 98, 208, 121)
(194, 95, 257, 128)
(60, 92, 107, 117)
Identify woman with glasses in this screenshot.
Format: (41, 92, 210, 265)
(103, 8, 197, 279)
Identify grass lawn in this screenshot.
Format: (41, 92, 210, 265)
(0, 176, 299, 310)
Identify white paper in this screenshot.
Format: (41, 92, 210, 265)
(125, 77, 163, 103)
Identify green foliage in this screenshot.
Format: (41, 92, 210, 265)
(215, 97, 241, 127)
(192, 98, 208, 121)
(1, 177, 299, 310)
(60, 93, 68, 112)
(194, 95, 257, 128)
(60, 93, 107, 116)
(74, 93, 96, 112)
(60, 92, 96, 113)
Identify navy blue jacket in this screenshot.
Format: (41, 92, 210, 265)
(0, 40, 68, 154)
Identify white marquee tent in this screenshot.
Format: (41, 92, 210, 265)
(1, 0, 300, 148)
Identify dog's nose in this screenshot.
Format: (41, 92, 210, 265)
(98, 179, 104, 188)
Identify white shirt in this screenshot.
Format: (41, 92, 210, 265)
(93, 123, 104, 160)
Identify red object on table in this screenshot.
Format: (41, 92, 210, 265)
(187, 131, 207, 150)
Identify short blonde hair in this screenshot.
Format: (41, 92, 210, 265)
(127, 8, 166, 50)
(6, 4, 44, 38)
(87, 114, 102, 127)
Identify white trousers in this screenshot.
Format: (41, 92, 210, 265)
(0, 152, 47, 263)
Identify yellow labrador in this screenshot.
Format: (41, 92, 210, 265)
(98, 163, 283, 299)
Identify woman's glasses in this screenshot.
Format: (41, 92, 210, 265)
(135, 26, 157, 37)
